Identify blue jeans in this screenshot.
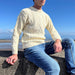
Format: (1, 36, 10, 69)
(24, 38, 75, 75)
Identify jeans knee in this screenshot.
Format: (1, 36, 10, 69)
(62, 38, 74, 49)
(46, 62, 60, 73)
(55, 63, 60, 72)
(62, 38, 74, 43)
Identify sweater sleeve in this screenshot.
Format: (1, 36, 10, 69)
(46, 16, 62, 41)
(11, 10, 28, 54)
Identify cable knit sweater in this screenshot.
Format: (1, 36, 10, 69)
(11, 6, 62, 54)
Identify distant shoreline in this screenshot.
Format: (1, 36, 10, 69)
(0, 40, 11, 43)
(0, 39, 75, 43)
(0, 40, 21, 43)
(0, 40, 50, 43)
(0, 39, 75, 51)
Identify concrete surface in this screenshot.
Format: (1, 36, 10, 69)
(0, 50, 69, 75)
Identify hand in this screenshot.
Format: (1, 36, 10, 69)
(6, 54, 18, 65)
(53, 39, 62, 53)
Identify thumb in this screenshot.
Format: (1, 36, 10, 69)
(53, 45, 56, 50)
(55, 47, 59, 52)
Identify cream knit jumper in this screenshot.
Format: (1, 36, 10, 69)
(11, 6, 62, 54)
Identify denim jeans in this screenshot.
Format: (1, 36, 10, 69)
(24, 38, 75, 75)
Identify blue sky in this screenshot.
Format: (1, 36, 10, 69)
(0, 0, 75, 40)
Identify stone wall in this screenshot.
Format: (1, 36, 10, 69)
(0, 50, 68, 75)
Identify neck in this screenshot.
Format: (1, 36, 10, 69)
(33, 4, 42, 10)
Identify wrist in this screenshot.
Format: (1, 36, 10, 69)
(55, 39, 61, 43)
(12, 54, 18, 56)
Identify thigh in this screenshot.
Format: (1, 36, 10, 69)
(45, 41, 55, 55)
(24, 43, 59, 72)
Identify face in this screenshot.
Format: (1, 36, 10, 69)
(34, 0, 46, 6)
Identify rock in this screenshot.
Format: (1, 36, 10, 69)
(0, 50, 68, 75)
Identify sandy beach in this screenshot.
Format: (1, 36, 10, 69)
(0, 40, 11, 43)
(0, 40, 22, 43)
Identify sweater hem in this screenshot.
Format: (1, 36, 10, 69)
(22, 41, 45, 49)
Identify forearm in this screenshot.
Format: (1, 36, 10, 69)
(11, 34, 19, 54)
(11, 25, 20, 54)
(50, 29, 62, 41)
(46, 16, 62, 41)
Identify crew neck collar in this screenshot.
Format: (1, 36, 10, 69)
(30, 6, 43, 12)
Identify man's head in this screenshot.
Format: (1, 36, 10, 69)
(33, 0, 46, 7)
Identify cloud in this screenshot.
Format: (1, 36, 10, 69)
(6, 29, 13, 33)
(0, 29, 14, 35)
(10, 29, 13, 32)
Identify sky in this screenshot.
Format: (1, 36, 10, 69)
(0, 0, 75, 40)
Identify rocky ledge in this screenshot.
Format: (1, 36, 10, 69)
(0, 50, 68, 75)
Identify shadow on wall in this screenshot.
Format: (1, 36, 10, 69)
(1, 51, 39, 75)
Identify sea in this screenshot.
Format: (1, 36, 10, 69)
(0, 35, 75, 50)
(0, 42, 22, 50)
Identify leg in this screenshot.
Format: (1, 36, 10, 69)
(62, 38, 75, 74)
(24, 43, 60, 75)
(45, 41, 55, 55)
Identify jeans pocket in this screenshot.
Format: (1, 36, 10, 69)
(24, 48, 29, 56)
(24, 48, 33, 57)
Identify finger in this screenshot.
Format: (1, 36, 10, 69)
(7, 58, 11, 64)
(55, 47, 58, 51)
(6, 59, 10, 64)
(7, 57, 11, 63)
(7, 58, 13, 65)
(12, 59, 16, 63)
(58, 48, 61, 52)
(59, 46, 62, 50)
(11, 59, 17, 65)
(54, 46, 57, 52)
(10, 58, 15, 65)
(55, 49, 58, 53)
(55, 48, 60, 53)
(10, 58, 13, 64)
(6, 56, 11, 63)
(55, 50, 59, 53)
(53, 45, 56, 50)
(58, 47, 62, 52)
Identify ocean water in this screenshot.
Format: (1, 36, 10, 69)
(0, 34, 75, 49)
(0, 39, 75, 50)
(0, 42, 22, 49)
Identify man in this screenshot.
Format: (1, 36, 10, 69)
(6, 0, 75, 75)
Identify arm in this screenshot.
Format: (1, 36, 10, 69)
(12, 10, 27, 54)
(46, 16, 62, 52)
(46, 16, 62, 41)
(6, 10, 28, 65)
